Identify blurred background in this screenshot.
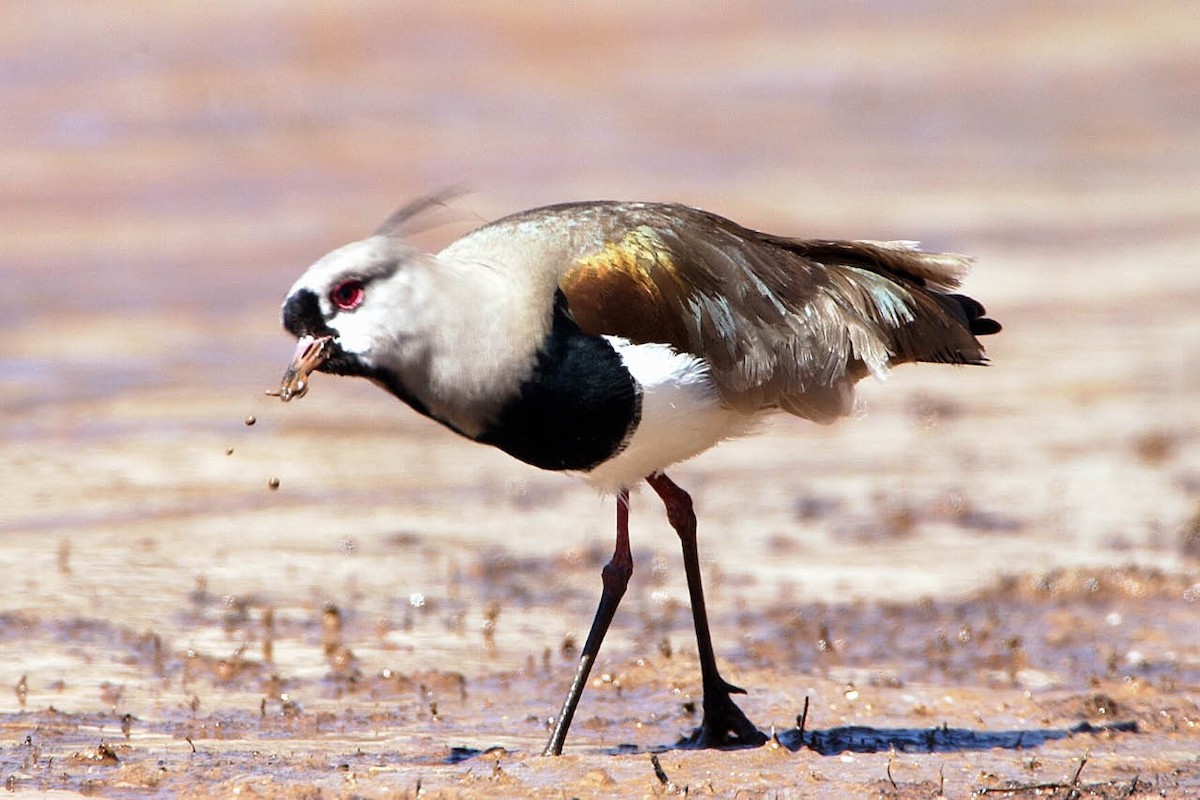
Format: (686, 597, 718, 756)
(0, 0, 1198, 789)
(4, 0, 1196, 574)
(6, 2, 1197, 319)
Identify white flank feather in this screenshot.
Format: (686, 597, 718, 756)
(580, 339, 756, 492)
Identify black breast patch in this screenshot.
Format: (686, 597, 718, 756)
(477, 292, 641, 472)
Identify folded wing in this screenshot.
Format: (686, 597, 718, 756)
(558, 204, 999, 423)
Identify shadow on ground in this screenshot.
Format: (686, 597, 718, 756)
(446, 719, 1138, 762)
(774, 719, 1138, 755)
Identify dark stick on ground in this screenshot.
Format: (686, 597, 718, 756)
(797, 696, 810, 745)
(976, 754, 1095, 797)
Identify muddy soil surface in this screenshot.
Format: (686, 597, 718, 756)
(2, 1, 1199, 797)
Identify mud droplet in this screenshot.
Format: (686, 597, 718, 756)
(267, 477, 280, 491)
(225, 447, 234, 456)
(322, 603, 343, 654)
(57, 540, 71, 575)
(245, 415, 257, 426)
(481, 600, 500, 653)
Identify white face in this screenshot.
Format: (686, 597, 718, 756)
(280, 228, 558, 436)
(282, 235, 438, 375)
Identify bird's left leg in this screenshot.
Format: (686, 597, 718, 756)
(646, 472, 767, 749)
(542, 489, 633, 756)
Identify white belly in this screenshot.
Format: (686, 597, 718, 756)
(578, 338, 758, 493)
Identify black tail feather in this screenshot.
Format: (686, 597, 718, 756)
(946, 293, 1002, 337)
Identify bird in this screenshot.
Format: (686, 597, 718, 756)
(272, 195, 1000, 755)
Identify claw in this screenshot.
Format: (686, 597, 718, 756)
(677, 690, 767, 750)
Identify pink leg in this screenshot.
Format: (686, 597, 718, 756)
(542, 489, 633, 756)
(646, 472, 766, 749)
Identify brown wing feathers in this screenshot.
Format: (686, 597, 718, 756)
(559, 204, 999, 422)
(771, 236, 1002, 341)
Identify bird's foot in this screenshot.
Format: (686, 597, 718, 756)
(676, 686, 768, 750)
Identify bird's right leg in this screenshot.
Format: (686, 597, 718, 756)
(646, 472, 767, 749)
(542, 488, 633, 756)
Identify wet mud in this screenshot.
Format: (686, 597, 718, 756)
(1, 560, 1196, 797)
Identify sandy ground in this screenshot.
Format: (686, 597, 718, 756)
(2, 1, 1199, 797)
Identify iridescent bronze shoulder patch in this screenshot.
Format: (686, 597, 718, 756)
(560, 227, 689, 347)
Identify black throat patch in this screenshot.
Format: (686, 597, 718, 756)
(477, 292, 642, 472)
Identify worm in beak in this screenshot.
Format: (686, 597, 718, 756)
(267, 335, 332, 401)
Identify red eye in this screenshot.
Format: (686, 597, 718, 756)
(331, 279, 365, 311)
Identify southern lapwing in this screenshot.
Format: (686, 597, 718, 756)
(273, 197, 1000, 755)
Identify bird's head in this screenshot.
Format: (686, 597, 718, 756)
(272, 196, 455, 402)
(271, 193, 561, 437)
